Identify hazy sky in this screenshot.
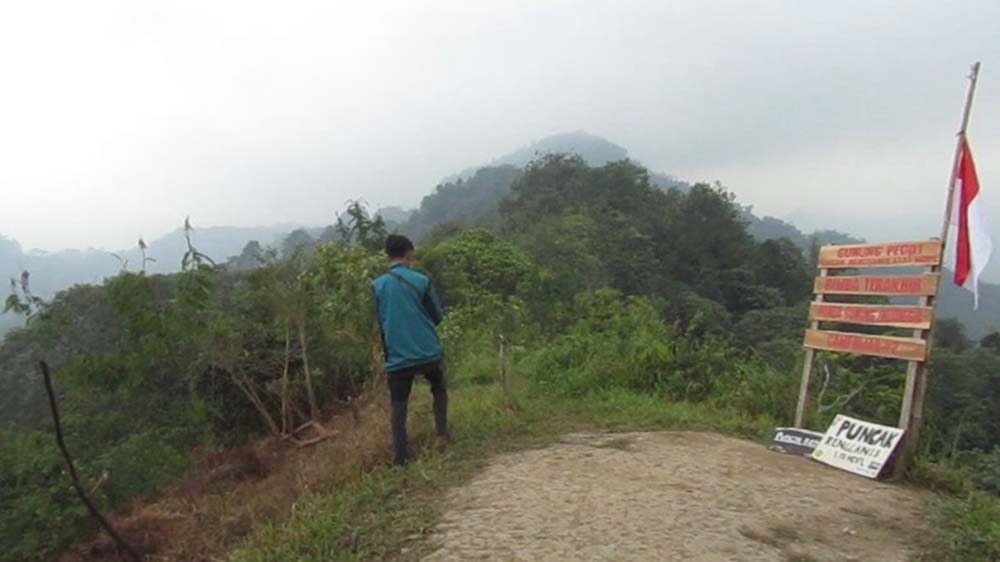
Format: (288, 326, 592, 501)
(1, 1, 998, 252)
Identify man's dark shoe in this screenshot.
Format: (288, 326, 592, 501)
(435, 434, 450, 452)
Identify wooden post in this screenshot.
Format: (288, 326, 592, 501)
(897, 361, 919, 430)
(892, 268, 936, 479)
(893, 62, 980, 478)
(898, 267, 936, 432)
(499, 334, 512, 407)
(795, 268, 827, 427)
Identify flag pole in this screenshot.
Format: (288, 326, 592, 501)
(939, 61, 981, 245)
(893, 62, 983, 479)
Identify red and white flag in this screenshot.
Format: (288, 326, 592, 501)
(949, 137, 993, 308)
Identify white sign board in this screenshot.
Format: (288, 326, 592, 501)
(811, 415, 904, 479)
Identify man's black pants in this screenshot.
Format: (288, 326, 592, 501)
(387, 360, 448, 465)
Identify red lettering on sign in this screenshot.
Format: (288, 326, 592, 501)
(817, 240, 942, 269)
(827, 333, 901, 355)
(804, 329, 927, 361)
(886, 243, 921, 256)
(864, 277, 920, 293)
(809, 303, 932, 329)
(815, 274, 937, 296)
(823, 277, 861, 291)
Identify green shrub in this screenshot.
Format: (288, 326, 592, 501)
(923, 493, 1000, 562)
(909, 457, 974, 496)
(967, 448, 1000, 496)
(0, 431, 90, 560)
(95, 431, 189, 505)
(524, 291, 671, 396)
(710, 357, 798, 422)
(522, 289, 798, 426)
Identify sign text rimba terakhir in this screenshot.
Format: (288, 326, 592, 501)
(813, 274, 939, 296)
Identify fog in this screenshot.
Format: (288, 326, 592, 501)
(1, 0, 997, 252)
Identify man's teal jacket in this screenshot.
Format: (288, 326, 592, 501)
(373, 263, 445, 372)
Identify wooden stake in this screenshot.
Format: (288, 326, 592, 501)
(795, 268, 827, 427)
(499, 334, 513, 408)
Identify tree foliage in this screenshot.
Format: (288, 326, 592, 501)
(1, 157, 998, 560)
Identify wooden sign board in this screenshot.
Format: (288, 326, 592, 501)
(803, 329, 928, 361)
(817, 240, 942, 269)
(813, 274, 939, 296)
(809, 303, 934, 330)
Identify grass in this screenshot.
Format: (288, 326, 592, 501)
(556, 389, 777, 439)
(919, 492, 1000, 562)
(226, 383, 780, 561)
(227, 384, 566, 561)
(220, 380, 1000, 562)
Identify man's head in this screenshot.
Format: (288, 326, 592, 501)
(385, 234, 414, 264)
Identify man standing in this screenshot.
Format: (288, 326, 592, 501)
(373, 234, 448, 465)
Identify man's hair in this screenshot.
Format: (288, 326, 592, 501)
(385, 234, 414, 258)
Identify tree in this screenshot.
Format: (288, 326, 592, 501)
(334, 200, 388, 252)
(500, 155, 668, 296)
(421, 228, 534, 305)
(227, 240, 268, 270)
(403, 165, 523, 238)
(665, 183, 756, 301)
(281, 229, 315, 258)
(926, 347, 1000, 458)
(934, 318, 971, 353)
(753, 238, 813, 305)
(735, 305, 808, 347)
(254, 252, 324, 432)
(980, 331, 1000, 353)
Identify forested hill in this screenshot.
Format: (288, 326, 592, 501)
(2, 150, 999, 560)
(2, 132, 998, 339)
(401, 164, 1000, 338)
(402, 132, 689, 239)
(401, 132, 860, 246)
(397, 132, 998, 338)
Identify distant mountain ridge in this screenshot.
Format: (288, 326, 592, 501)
(2, 131, 997, 339)
(0, 224, 298, 334)
(1, 224, 296, 296)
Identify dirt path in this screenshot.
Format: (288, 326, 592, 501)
(422, 432, 929, 562)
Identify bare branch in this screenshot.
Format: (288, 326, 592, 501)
(38, 361, 143, 562)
